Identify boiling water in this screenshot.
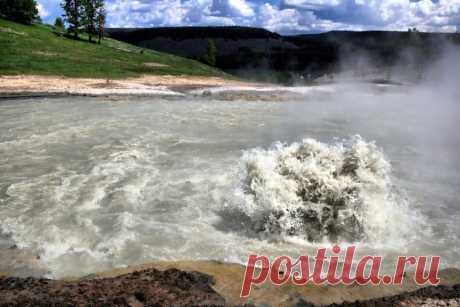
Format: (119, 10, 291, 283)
(239, 136, 414, 244)
(0, 84, 459, 278)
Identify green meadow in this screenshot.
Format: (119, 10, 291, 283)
(0, 18, 225, 79)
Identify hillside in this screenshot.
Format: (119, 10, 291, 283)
(107, 26, 460, 83)
(0, 19, 224, 79)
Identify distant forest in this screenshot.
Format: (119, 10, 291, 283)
(106, 26, 460, 84)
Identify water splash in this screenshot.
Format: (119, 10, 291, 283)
(238, 136, 418, 244)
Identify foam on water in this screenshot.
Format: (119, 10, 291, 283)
(236, 136, 421, 246)
(190, 85, 336, 96)
(65, 85, 184, 96)
(0, 88, 458, 277)
(0, 141, 160, 276)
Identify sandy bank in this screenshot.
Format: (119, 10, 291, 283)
(0, 75, 257, 97)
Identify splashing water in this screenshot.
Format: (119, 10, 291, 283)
(238, 136, 418, 244)
(1, 87, 458, 278)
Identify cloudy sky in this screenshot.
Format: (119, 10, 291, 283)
(37, 0, 460, 34)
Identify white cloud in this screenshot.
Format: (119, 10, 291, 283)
(36, 0, 460, 33)
(37, 3, 49, 19)
(279, 0, 460, 32)
(226, 0, 255, 17)
(106, 0, 188, 27)
(282, 0, 340, 10)
(258, 3, 304, 32)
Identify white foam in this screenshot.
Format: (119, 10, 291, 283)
(236, 136, 422, 246)
(0, 142, 160, 277)
(190, 85, 336, 95)
(69, 85, 184, 96)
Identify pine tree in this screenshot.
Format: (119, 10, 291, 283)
(202, 39, 217, 66)
(54, 17, 64, 29)
(0, 0, 39, 25)
(61, 0, 82, 38)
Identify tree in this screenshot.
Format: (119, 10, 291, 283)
(61, 0, 82, 38)
(95, 2, 106, 44)
(0, 0, 39, 25)
(54, 17, 64, 29)
(82, 0, 96, 42)
(202, 39, 217, 66)
(82, 0, 104, 43)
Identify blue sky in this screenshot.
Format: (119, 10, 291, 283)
(37, 0, 460, 34)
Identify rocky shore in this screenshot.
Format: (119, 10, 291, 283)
(0, 268, 226, 306)
(1, 261, 459, 306)
(333, 284, 460, 307)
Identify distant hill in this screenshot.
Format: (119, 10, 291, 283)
(107, 26, 460, 83)
(106, 26, 292, 64)
(0, 19, 224, 79)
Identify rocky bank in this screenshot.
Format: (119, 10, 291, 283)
(1, 261, 459, 306)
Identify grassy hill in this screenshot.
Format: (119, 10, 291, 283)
(0, 18, 224, 79)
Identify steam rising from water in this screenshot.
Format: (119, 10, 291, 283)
(238, 136, 418, 244)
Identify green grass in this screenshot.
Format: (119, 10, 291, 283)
(0, 18, 226, 78)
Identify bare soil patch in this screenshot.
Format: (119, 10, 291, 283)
(143, 62, 170, 68)
(0, 27, 26, 36)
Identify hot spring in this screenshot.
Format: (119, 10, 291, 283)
(0, 83, 459, 278)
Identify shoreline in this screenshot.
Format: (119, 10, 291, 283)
(2, 243, 459, 304)
(89, 261, 460, 306)
(1, 260, 459, 306)
(0, 75, 261, 98)
(0, 75, 406, 100)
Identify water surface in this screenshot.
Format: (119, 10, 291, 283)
(0, 84, 459, 277)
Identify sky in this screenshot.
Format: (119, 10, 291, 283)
(37, 0, 460, 34)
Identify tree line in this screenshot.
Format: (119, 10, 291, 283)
(0, 0, 39, 24)
(61, 0, 106, 44)
(0, 0, 106, 44)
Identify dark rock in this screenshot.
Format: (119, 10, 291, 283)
(327, 284, 460, 307)
(0, 268, 226, 306)
(134, 291, 145, 302)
